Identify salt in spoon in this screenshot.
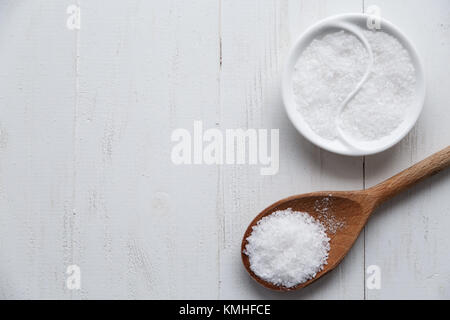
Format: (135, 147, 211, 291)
(242, 146, 450, 291)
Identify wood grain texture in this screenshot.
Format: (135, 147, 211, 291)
(218, 0, 365, 300)
(0, 0, 448, 299)
(74, 0, 221, 299)
(0, 0, 76, 299)
(364, 0, 450, 299)
(368, 146, 450, 205)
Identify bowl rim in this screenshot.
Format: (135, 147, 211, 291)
(281, 13, 426, 156)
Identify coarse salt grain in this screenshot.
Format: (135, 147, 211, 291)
(314, 197, 345, 234)
(244, 209, 330, 288)
(293, 29, 416, 141)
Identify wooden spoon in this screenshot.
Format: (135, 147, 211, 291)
(241, 146, 450, 291)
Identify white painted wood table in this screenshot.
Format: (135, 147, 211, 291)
(0, 0, 449, 299)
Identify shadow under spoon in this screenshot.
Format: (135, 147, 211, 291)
(241, 146, 450, 291)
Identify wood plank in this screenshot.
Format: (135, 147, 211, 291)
(218, 0, 365, 299)
(0, 0, 76, 299)
(73, 0, 221, 299)
(364, 0, 450, 299)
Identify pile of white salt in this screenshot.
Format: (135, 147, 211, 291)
(244, 209, 330, 288)
(293, 29, 416, 141)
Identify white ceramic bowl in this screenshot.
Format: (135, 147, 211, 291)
(282, 13, 426, 156)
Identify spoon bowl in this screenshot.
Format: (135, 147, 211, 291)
(242, 146, 450, 291)
(241, 191, 374, 291)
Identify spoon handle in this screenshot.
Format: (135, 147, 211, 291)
(368, 146, 450, 206)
